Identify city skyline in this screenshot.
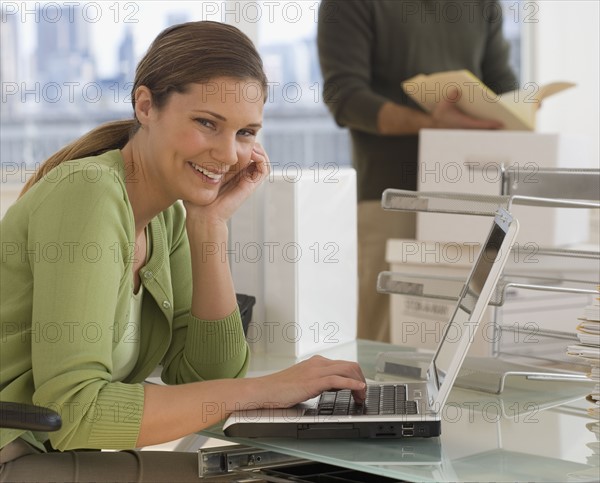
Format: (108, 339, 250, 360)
(1, 1, 325, 116)
(0, 2, 347, 173)
(1, 0, 523, 175)
(2, 1, 523, 116)
(3, 1, 320, 80)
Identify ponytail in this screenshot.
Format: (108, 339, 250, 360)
(19, 119, 137, 197)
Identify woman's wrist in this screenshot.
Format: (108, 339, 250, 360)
(223, 377, 266, 412)
(186, 215, 229, 242)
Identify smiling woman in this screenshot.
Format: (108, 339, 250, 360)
(0, 21, 366, 482)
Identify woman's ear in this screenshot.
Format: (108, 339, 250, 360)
(134, 86, 154, 126)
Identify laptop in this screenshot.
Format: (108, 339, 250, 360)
(223, 208, 519, 439)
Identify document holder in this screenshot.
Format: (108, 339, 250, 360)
(377, 188, 599, 394)
(375, 351, 589, 395)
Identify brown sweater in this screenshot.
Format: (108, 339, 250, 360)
(317, 0, 518, 201)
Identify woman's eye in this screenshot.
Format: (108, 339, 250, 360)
(196, 118, 214, 129)
(238, 129, 256, 137)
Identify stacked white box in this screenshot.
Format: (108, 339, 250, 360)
(386, 239, 494, 357)
(416, 129, 592, 247)
(230, 168, 358, 357)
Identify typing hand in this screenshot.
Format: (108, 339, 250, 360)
(252, 355, 367, 409)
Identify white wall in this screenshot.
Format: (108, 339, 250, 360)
(532, 0, 600, 165)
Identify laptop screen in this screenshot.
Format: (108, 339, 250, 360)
(431, 212, 512, 397)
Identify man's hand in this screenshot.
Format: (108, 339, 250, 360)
(431, 88, 503, 130)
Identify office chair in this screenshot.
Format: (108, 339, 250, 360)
(0, 402, 62, 432)
(236, 293, 256, 336)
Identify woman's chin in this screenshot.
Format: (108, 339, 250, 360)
(182, 191, 219, 208)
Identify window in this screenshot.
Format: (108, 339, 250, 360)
(1, 0, 524, 217)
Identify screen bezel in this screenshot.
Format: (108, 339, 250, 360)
(427, 208, 518, 410)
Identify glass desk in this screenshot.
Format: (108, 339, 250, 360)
(200, 340, 599, 482)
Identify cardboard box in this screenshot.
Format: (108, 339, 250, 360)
(417, 129, 592, 247)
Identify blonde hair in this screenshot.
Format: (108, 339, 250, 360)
(20, 21, 267, 196)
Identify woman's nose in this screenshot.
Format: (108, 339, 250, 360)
(211, 134, 238, 166)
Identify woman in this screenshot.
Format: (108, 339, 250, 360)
(0, 21, 366, 482)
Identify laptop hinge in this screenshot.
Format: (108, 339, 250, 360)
(198, 444, 303, 478)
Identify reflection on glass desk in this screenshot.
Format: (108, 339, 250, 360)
(200, 340, 599, 483)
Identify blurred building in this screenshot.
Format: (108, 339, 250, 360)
(118, 27, 136, 85)
(1, 8, 20, 117)
(36, 5, 96, 85)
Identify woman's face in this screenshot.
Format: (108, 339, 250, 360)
(139, 77, 264, 206)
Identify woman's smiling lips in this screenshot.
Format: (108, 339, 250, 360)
(188, 161, 226, 184)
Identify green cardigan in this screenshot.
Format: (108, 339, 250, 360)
(0, 149, 249, 451)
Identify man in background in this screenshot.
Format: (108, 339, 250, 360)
(317, 0, 517, 342)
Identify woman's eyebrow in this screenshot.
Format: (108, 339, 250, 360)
(192, 109, 227, 121)
(192, 110, 262, 128)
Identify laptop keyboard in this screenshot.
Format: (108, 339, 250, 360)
(304, 384, 418, 416)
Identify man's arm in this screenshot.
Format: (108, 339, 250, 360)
(378, 96, 502, 135)
(481, 0, 519, 94)
(317, 0, 385, 135)
(318, 0, 503, 136)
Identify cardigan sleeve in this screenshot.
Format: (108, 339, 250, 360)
(160, 202, 250, 385)
(28, 166, 145, 451)
(317, 0, 387, 135)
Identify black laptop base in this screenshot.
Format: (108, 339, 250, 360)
(224, 420, 441, 439)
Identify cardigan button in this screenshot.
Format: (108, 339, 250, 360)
(162, 300, 171, 309)
(144, 271, 153, 279)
